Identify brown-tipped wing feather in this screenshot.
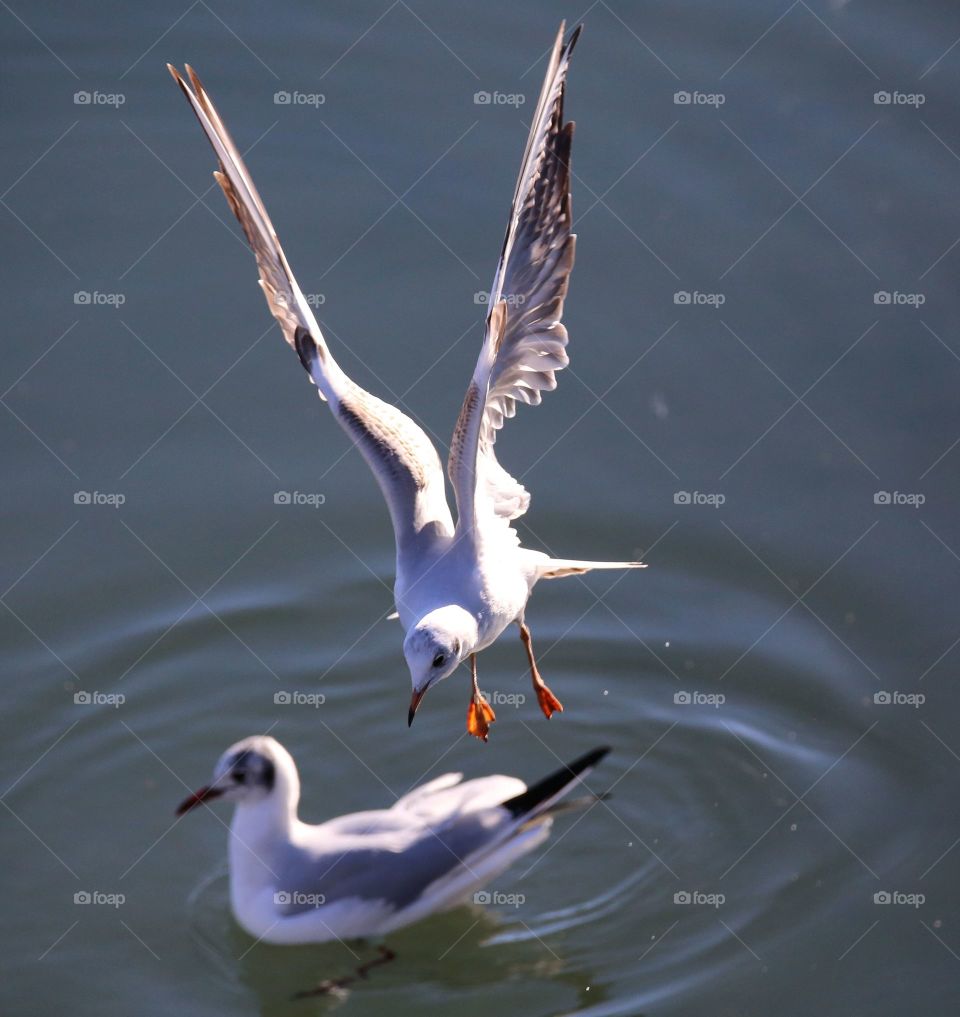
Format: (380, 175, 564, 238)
(167, 64, 324, 364)
(169, 65, 453, 546)
(449, 23, 580, 536)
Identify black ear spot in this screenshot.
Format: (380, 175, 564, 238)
(230, 749, 251, 780)
(230, 749, 274, 791)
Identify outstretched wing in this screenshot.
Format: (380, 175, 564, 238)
(168, 65, 453, 548)
(448, 24, 579, 537)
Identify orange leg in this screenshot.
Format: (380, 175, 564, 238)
(466, 653, 496, 741)
(519, 621, 563, 719)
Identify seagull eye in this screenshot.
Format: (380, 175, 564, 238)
(432, 653, 446, 668)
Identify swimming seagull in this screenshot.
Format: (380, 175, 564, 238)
(168, 23, 644, 740)
(176, 735, 610, 946)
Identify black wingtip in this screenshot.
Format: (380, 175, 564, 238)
(567, 23, 584, 54)
(501, 746, 611, 819)
(566, 745, 610, 775)
(552, 21, 581, 65)
(576, 744, 611, 768)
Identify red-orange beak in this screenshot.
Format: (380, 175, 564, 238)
(408, 688, 428, 727)
(176, 785, 224, 816)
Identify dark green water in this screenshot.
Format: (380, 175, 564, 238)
(3, 2, 960, 1014)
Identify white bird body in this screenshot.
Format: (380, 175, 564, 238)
(394, 529, 535, 649)
(177, 736, 609, 945)
(168, 23, 644, 738)
(226, 774, 538, 944)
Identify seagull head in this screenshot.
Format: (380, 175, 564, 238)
(404, 606, 477, 725)
(176, 735, 299, 816)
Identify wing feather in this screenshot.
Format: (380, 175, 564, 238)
(169, 65, 453, 547)
(448, 24, 580, 535)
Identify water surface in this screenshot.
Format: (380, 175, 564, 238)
(3, 2, 959, 1014)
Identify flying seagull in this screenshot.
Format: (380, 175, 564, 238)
(168, 23, 643, 740)
(176, 735, 610, 947)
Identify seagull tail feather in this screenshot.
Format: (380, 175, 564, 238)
(500, 746, 610, 823)
(537, 557, 646, 579)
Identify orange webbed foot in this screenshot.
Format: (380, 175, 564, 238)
(535, 684, 564, 720)
(466, 696, 496, 741)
